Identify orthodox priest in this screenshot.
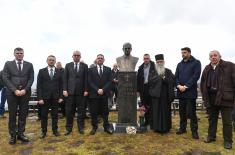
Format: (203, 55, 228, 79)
(148, 54, 175, 133)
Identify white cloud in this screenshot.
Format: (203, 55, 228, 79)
(0, 0, 235, 88)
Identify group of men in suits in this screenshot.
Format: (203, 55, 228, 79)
(2, 48, 114, 145)
(2, 47, 234, 150)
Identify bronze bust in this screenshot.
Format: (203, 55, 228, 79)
(116, 43, 139, 71)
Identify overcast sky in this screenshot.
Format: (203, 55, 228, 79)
(1, 0, 235, 88)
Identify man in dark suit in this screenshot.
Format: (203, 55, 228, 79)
(88, 54, 113, 135)
(56, 62, 66, 118)
(111, 63, 119, 105)
(2, 47, 34, 144)
(137, 54, 156, 128)
(37, 55, 63, 138)
(63, 51, 88, 135)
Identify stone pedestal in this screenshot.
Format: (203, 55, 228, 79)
(114, 72, 137, 133)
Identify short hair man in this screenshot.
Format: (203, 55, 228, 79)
(175, 47, 201, 139)
(37, 55, 63, 138)
(2, 47, 34, 144)
(88, 54, 113, 135)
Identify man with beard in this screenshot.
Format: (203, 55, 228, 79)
(148, 54, 175, 133)
(175, 47, 201, 139)
(201, 50, 235, 149)
(137, 54, 156, 127)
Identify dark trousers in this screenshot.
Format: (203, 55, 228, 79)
(179, 98, 198, 133)
(89, 97, 110, 130)
(0, 87, 7, 115)
(207, 93, 233, 143)
(65, 95, 85, 131)
(7, 93, 30, 135)
(40, 99, 59, 133)
(59, 100, 65, 116)
(232, 107, 235, 124)
(140, 84, 152, 127)
(37, 104, 42, 120)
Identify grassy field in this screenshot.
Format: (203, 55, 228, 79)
(0, 111, 234, 155)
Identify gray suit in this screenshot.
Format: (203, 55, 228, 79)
(63, 62, 88, 131)
(2, 60, 34, 135)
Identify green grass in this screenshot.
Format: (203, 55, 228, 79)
(0, 111, 234, 155)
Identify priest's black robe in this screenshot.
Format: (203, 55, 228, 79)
(148, 68, 175, 133)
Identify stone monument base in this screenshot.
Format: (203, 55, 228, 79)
(113, 123, 138, 133)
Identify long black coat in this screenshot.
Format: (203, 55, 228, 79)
(111, 69, 119, 90)
(148, 68, 175, 103)
(137, 61, 156, 101)
(200, 59, 235, 107)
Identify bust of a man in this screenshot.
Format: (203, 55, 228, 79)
(116, 42, 139, 71)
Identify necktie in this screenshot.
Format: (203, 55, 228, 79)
(99, 66, 103, 76)
(75, 62, 78, 72)
(18, 61, 22, 73)
(49, 68, 53, 79)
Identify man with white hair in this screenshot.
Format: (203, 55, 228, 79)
(201, 50, 235, 149)
(148, 54, 175, 133)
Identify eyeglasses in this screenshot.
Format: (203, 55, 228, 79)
(73, 55, 80, 57)
(97, 57, 104, 59)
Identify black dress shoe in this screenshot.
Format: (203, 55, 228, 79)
(224, 141, 232, 149)
(104, 127, 113, 134)
(9, 135, 16, 145)
(64, 130, 72, 136)
(176, 129, 186, 135)
(192, 132, 199, 139)
(204, 137, 216, 143)
(90, 128, 97, 135)
(17, 134, 29, 142)
(40, 132, 47, 139)
(53, 131, 60, 137)
(78, 129, 84, 135)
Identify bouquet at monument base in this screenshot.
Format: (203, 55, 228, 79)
(137, 105, 147, 133)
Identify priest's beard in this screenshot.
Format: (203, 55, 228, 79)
(155, 63, 166, 76)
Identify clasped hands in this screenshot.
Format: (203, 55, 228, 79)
(14, 89, 26, 97)
(97, 89, 104, 95)
(63, 90, 89, 97)
(177, 85, 188, 92)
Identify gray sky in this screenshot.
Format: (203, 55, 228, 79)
(1, 0, 235, 88)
